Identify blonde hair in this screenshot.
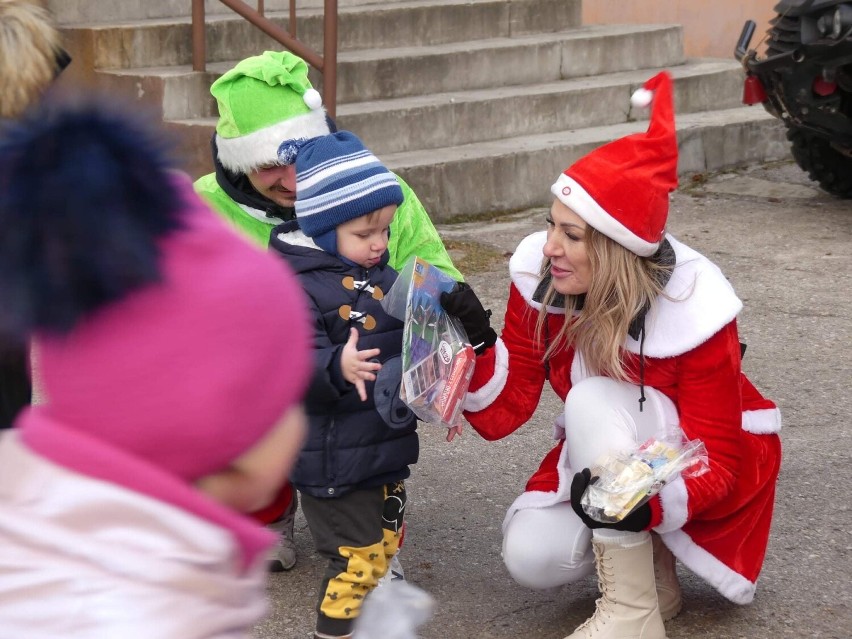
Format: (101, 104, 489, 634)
(536, 226, 673, 380)
(0, 0, 62, 119)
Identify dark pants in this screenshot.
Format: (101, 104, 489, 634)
(300, 481, 407, 637)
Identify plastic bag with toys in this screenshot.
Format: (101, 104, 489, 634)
(580, 437, 710, 524)
(381, 257, 475, 429)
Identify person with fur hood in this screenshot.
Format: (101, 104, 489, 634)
(441, 71, 782, 639)
(0, 100, 312, 637)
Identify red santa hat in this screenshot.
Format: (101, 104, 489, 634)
(550, 71, 678, 257)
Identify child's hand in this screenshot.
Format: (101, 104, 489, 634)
(446, 423, 463, 442)
(341, 327, 382, 401)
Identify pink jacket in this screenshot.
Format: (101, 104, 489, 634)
(0, 432, 271, 639)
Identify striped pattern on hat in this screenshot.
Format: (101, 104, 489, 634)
(294, 131, 403, 239)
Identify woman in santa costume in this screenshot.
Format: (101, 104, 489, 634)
(441, 71, 782, 639)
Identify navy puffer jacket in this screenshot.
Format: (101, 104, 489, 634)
(270, 229, 418, 498)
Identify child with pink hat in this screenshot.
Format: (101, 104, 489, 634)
(0, 101, 312, 637)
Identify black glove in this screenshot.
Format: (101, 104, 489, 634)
(570, 468, 652, 533)
(440, 282, 497, 355)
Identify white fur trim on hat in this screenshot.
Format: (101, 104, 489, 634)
(551, 173, 661, 257)
(216, 108, 330, 174)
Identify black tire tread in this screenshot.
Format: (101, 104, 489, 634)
(787, 127, 852, 198)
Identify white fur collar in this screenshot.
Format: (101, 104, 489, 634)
(274, 228, 322, 250)
(509, 232, 742, 358)
(238, 202, 282, 225)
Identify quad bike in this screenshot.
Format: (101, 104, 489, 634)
(735, 0, 852, 197)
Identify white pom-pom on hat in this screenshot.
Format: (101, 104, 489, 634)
(303, 88, 323, 110)
(631, 87, 654, 109)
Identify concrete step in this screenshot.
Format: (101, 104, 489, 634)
(167, 71, 788, 217)
(166, 58, 742, 155)
(336, 59, 745, 155)
(96, 63, 229, 121)
(327, 24, 684, 103)
(50, 0, 405, 25)
(168, 59, 745, 156)
(377, 107, 790, 220)
(97, 24, 684, 120)
(60, 0, 581, 70)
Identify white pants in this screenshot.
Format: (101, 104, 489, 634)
(502, 377, 679, 589)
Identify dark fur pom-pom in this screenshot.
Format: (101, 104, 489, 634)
(0, 98, 186, 338)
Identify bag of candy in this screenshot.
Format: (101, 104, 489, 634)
(580, 437, 710, 523)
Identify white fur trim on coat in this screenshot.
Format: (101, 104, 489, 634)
(654, 476, 689, 533)
(274, 228, 321, 250)
(216, 109, 330, 174)
(510, 232, 743, 358)
(660, 529, 756, 604)
(509, 232, 566, 315)
(238, 202, 282, 225)
(463, 339, 509, 413)
(742, 408, 782, 434)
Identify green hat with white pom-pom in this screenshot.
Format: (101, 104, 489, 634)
(211, 50, 329, 174)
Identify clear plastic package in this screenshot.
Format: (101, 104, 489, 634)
(580, 437, 710, 523)
(381, 257, 475, 428)
(352, 580, 434, 639)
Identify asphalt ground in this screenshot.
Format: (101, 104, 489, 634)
(256, 160, 851, 639)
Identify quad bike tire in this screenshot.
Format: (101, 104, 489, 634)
(787, 127, 852, 198)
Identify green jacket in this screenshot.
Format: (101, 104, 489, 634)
(194, 172, 462, 281)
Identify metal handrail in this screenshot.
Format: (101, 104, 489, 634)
(191, 0, 338, 118)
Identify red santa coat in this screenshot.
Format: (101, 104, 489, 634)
(463, 232, 781, 605)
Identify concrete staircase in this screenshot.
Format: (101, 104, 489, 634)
(55, 0, 789, 220)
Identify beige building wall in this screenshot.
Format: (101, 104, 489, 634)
(583, 1, 777, 58)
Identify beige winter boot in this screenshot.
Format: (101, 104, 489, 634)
(651, 533, 682, 621)
(564, 531, 667, 639)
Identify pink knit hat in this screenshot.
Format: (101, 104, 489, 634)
(29, 176, 311, 482)
(0, 109, 311, 481)
(0, 102, 312, 566)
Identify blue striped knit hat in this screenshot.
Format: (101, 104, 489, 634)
(290, 131, 403, 254)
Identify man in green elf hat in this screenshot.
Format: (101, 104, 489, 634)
(194, 50, 471, 578)
(194, 50, 461, 280)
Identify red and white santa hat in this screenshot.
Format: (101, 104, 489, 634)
(550, 71, 678, 257)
